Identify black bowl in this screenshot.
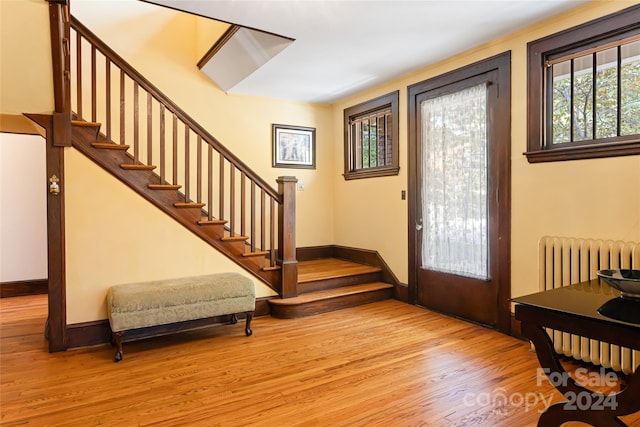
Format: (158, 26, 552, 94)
(598, 297, 640, 324)
(597, 269, 640, 299)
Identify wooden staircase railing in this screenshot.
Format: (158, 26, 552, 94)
(68, 15, 298, 295)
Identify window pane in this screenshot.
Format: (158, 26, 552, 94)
(350, 109, 393, 171)
(573, 54, 594, 141)
(421, 83, 488, 279)
(621, 40, 640, 136)
(377, 115, 385, 166)
(384, 112, 393, 165)
(552, 60, 571, 144)
(362, 120, 370, 168)
(354, 122, 362, 170)
(369, 118, 377, 167)
(595, 47, 618, 139)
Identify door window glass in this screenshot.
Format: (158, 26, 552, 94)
(421, 83, 488, 279)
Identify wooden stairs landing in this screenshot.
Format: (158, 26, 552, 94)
(269, 258, 394, 319)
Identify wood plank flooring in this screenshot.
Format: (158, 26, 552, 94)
(1, 295, 638, 426)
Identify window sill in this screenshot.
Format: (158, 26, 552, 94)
(525, 139, 640, 163)
(343, 166, 400, 180)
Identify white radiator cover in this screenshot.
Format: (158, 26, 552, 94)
(538, 236, 639, 374)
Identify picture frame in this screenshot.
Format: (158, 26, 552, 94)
(272, 124, 316, 169)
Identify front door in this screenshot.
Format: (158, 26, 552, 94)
(408, 53, 511, 332)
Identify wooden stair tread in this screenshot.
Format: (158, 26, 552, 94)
(198, 219, 228, 226)
(120, 164, 156, 170)
(174, 202, 206, 208)
(269, 282, 393, 305)
(72, 120, 101, 128)
(298, 258, 382, 283)
(221, 235, 249, 242)
(242, 250, 270, 258)
(91, 142, 130, 150)
(148, 184, 182, 190)
(263, 265, 281, 271)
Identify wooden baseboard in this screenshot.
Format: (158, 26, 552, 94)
(394, 283, 409, 303)
(67, 320, 112, 348)
(510, 312, 524, 340)
(296, 245, 334, 261)
(65, 297, 273, 349)
(1, 279, 48, 298)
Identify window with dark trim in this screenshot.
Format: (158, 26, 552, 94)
(343, 91, 399, 179)
(525, 5, 640, 163)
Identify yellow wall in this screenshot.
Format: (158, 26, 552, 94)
(65, 149, 278, 323)
(331, 0, 640, 298)
(0, 0, 54, 116)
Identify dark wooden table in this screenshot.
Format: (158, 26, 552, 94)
(513, 279, 640, 426)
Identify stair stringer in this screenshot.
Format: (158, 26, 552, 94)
(70, 121, 282, 292)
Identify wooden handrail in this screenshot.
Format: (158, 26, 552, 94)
(70, 16, 281, 203)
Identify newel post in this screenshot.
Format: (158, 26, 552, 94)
(277, 176, 298, 298)
(48, 0, 72, 147)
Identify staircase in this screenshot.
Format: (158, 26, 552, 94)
(269, 258, 394, 318)
(59, 13, 396, 316)
(70, 119, 281, 289)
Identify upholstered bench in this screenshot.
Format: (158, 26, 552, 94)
(106, 272, 255, 362)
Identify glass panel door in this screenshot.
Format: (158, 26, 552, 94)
(421, 83, 488, 279)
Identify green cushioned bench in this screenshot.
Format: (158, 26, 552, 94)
(106, 273, 255, 362)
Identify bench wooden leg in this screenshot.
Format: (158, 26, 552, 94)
(113, 331, 124, 362)
(245, 311, 253, 336)
(230, 313, 238, 324)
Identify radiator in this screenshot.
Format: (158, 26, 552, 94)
(538, 236, 640, 374)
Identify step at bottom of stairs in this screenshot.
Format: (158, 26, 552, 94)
(297, 258, 383, 293)
(268, 282, 394, 319)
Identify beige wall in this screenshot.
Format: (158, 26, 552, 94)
(0, 0, 54, 116)
(65, 149, 279, 323)
(331, 1, 640, 298)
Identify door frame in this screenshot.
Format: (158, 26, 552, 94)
(407, 52, 512, 333)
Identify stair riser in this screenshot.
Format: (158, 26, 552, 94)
(269, 288, 393, 319)
(220, 239, 250, 256)
(173, 206, 205, 222)
(243, 255, 267, 270)
(298, 271, 382, 294)
(198, 224, 226, 239)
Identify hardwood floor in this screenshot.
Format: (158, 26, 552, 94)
(1, 295, 638, 426)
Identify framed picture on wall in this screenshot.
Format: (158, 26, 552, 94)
(272, 124, 316, 169)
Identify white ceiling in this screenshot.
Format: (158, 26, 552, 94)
(144, 0, 590, 104)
